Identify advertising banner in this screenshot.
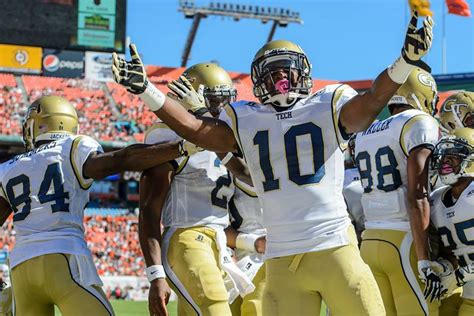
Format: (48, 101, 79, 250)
(0, 44, 42, 74)
(85, 51, 123, 82)
(42, 49, 84, 78)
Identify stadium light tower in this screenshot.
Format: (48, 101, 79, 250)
(178, 0, 303, 67)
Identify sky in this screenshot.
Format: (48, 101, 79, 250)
(126, 0, 474, 81)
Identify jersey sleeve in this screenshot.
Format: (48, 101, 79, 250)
(400, 114, 439, 156)
(144, 123, 186, 172)
(71, 136, 104, 190)
(219, 103, 244, 155)
(331, 84, 358, 147)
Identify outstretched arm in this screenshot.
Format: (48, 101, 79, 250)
(83, 141, 199, 180)
(112, 45, 238, 153)
(340, 11, 433, 134)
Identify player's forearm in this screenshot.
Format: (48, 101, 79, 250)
(117, 143, 182, 171)
(85, 143, 182, 179)
(217, 154, 253, 186)
(340, 70, 401, 134)
(408, 197, 431, 261)
(155, 102, 236, 153)
(225, 226, 239, 248)
(138, 213, 163, 266)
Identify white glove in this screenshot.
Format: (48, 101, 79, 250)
(167, 76, 208, 115)
(178, 140, 203, 157)
(402, 11, 433, 66)
(418, 260, 445, 302)
(112, 44, 148, 94)
(454, 264, 474, 287)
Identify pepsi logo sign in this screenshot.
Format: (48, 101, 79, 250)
(43, 54, 60, 72)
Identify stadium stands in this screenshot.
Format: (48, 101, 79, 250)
(0, 214, 144, 277)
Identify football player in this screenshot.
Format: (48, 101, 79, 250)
(0, 96, 201, 316)
(114, 11, 433, 315)
(225, 177, 266, 316)
(438, 91, 474, 133)
(343, 136, 365, 242)
(355, 68, 441, 315)
(429, 128, 474, 316)
(139, 63, 254, 316)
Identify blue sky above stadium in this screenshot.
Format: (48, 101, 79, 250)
(127, 0, 474, 81)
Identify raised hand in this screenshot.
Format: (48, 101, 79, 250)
(402, 11, 433, 66)
(167, 76, 207, 115)
(112, 44, 148, 94)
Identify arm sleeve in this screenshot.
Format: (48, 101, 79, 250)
(144, 122, 186, 172)
(332, 84, 358, 146)
(401, 115, 439, 156)
(219, 103, 243, 155)
(71, 136, 104, 189)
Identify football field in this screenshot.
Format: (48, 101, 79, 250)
(56, 300, 328, 315)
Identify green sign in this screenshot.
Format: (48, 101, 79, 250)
(77, 0, 116, 49)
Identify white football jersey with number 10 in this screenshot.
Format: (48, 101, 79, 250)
(0, 135, 102, 269)
(354, 109, 439, 231)
(219, 84, 356, 259)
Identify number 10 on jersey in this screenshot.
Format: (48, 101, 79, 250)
(253, 122, 325, 192)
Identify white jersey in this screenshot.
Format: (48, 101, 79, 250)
(219, 84, 356, 259)
(343, 168, 365, 232)
(0, 135, 102, 268)
(430, 182, 474, 299)
(430, 183, 474, 269)
(229, 178, 265, 236)
(354, 109, 439, 231)
(145, 124, 233, 229)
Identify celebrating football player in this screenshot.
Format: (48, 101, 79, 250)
(114, 11, 433, 315)
(139, 63, 255, 316)
(354, 68, 441, 315)
(0, 96, 201, 316)
(429, 128, 474, 316)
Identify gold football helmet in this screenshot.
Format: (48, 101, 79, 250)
(22, 96, 79, 150)
(431, 127, 474, 185)
(182, 63, 237, 116)
(387, 67, 438, 116)
(438, 91, 474, 132)
(251, 40, 312, 107)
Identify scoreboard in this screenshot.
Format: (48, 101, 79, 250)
(0, 0, 126, 53)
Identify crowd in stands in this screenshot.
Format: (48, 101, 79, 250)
(0, 72, 259, 144)
(0, 214, 145, 277)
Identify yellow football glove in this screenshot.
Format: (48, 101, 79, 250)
(402, 11, 433, 66)
(167, 76, 208, 115)
(112, 44, 148, 94)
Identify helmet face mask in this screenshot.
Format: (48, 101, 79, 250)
(251, 40, 312, 108)
(431, 129, 474, 185)
(203, 87, 237, 116)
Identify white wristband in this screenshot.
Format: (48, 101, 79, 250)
(146, 265, 166, 282)
(387, 56, 415, 84)
(220, 152, 234, 166)
(139, 82, 166, 112)
(236, 233, 259, 252)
